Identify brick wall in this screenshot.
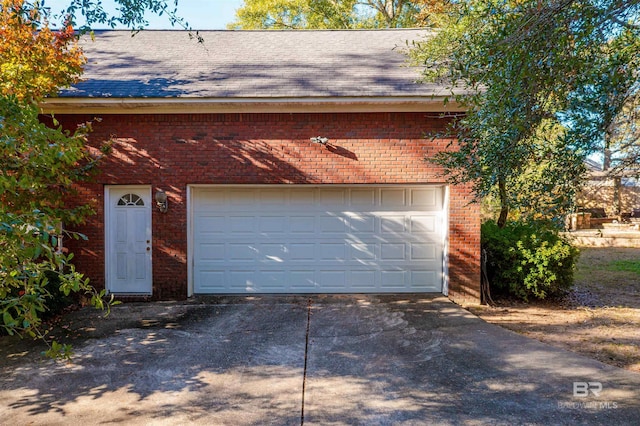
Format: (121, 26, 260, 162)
(54, 112, 480, 303)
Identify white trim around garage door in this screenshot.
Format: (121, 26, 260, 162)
(187, 184, 448, 296)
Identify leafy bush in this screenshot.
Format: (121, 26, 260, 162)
(482, 220, 579, 300)
(0, 270, 76, 338)
(42, 270, 75, 319)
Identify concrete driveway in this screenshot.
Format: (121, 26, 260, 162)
(0, 295, 638, 425)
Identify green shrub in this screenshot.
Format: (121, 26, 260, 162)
(0, 270, 74, 337)
(482, 220, 579, 300)
(42, 270, 75, 319)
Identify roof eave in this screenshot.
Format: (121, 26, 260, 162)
(39, 96, 466, 115)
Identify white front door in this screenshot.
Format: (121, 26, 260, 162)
(106, 186, 152, 294)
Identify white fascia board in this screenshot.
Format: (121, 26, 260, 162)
(39, 96, 466, 115)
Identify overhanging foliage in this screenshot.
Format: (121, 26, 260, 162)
(411, 0, 640, 225)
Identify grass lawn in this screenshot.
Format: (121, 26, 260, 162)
(467, 247, 640, 373)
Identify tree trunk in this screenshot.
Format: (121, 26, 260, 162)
(497, 177, 509, 228)
(603, 148, 612, 171)
(613, 176, 622, 217)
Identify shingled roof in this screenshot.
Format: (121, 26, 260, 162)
(45, 29, 463, 113)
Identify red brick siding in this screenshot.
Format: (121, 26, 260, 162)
(55, 112, 480, 303)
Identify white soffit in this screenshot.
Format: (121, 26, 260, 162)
(39, 96, 465, 115)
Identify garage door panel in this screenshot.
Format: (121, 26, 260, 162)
(410, 188, 442, 209)
(411, 243, 438, 260)
(381, 216, 406, 233)
(380, 189, 406, 206)
(380, 243, 406, 260)
(319, 216, 346, 233)
(195, 189, 226, 204)
(198, 243, 225, 260)
(290, 243, 315, 260)
(410, 215, 438, 233)
(196, 216, 226, 234)
(290, 271, 316, 290)
(228, 270, 256, 291)
(197, 240, 441, 264)
(259, 217, 286, 233)
(192, 186, 444, 294)
(411, 271, 440, 290)
(381, 270, 407, 288)
(228, 243, 256, 261)
(318, 271, 347, 289)
(350, 189, 376, 206)
(320, 190, 346, 205)
(197, 271, 226, 291)
(290, 216, 315, 233)
(229, 216, 255, 233)
(290, 189, 316, 205)
(229, 190, 256, 205)
(350, 243, 376, 261)
(259, 191, 286, 205)
(260, 244, 287, 263)
(348, 214, 376, 233)
(261, 270, 287, 288)
(319, 243, 346, 261)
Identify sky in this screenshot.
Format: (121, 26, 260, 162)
(43, 0, 244, 29)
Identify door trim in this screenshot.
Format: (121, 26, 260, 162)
(104, 185, 153, 295)
(187, 185, 194, 297)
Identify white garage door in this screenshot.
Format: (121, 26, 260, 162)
(191, 186, 446, 294)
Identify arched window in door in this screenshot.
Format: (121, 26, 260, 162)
(117, 193, 145, 206)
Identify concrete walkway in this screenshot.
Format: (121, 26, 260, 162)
(0, 295, 638, 425)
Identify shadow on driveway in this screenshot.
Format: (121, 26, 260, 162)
(0, 295, 638, 425)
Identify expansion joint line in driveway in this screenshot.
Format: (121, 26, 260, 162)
(300, 297, 312, 425)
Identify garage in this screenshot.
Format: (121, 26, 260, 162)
(190, 185, 447, 294)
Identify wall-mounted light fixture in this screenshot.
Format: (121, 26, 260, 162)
(310, 136, 329, 145)
(155, 189, 168, 213)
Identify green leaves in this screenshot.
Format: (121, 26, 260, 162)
(1, 0, 85, 102)
(413, 0, 640, 223)
(0, 207, 118, 358)
(482, 220, 580, 300)
(56, 0, 187, 32)
(3, 310, 17, 332)
(0, 2, 113, 358)
(0, 96, 95, 225)
(44, 340, 73, 361)
(229, 0, 427, 29)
